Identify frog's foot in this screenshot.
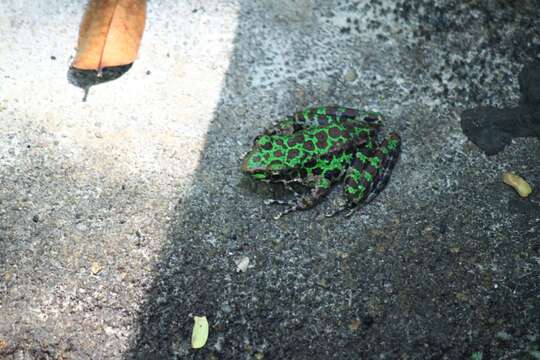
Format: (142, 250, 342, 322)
(264, 198, 292, 206)
(263, 197, 301, 219)
(272, 194, 319, 219)
(325, 198, 352, 218)
(325, 203, 358, 218)
(265, 194, 318, 219)
(342, 132, 401, 210)
(273, 203, 301, 220)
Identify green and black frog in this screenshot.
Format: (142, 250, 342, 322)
(241, 106, 401, 219)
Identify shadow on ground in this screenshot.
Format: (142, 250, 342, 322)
(129, 1, 540, 359)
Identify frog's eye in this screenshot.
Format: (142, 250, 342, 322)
(242, 150, 260, 171)
(254, 134, 270, 144)
(363, 113, 383, 123)
(363, 115, 382, 124)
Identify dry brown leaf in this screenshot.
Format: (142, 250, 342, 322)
(73, 0, 147, 71)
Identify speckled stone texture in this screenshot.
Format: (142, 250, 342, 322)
(1, 0, 539, 359)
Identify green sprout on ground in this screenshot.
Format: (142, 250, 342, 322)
(471, 352, 483, 360)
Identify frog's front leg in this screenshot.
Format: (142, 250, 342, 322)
(327, 133, 401, 217)
(265, 178, 332, 219)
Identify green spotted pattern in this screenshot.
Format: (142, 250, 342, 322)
(241, 106, 401, 216)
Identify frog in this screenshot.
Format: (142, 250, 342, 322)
(241, 106, 401, 219)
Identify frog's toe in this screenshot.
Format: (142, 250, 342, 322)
(264, 198, 292, 205)
(325, 208, 342, 218)
(274, 206, 296, 219)
(270, 195, 317, 219)
(344, 207, 358, 217)
(325, 202, 354, 218)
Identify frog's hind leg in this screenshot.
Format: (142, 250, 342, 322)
(261, 110, 342, 138)
(348, 132, 400, 212)
(325, 146, 372, 218)
(364, 132, 401, 205)
(260, 115, 303, 138)
(326, 133, 401, 217)
(260, 106, 383, 140)
(293, 106, 384, 124)
(259, 106, 380, 141)
(294, 106, 373, 120)
(259, 107, 344, 138)
(292, 106, 357, 122)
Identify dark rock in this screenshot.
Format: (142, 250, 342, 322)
(461, 61, 540, 155)
(461, 106, 540, 155)
(519, 61, 540, 106)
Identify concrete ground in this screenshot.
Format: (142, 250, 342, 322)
(0, 0, 539, 359)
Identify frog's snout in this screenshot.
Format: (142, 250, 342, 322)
(241, 149, 262, 173)
(241, 151, 252, 172)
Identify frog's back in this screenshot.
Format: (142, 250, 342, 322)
(247, 122, 357, 180)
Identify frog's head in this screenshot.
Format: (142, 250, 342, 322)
(241, 135, 275, 180)
(242, 135, 284, 181)
(241, 149, 268, 180)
